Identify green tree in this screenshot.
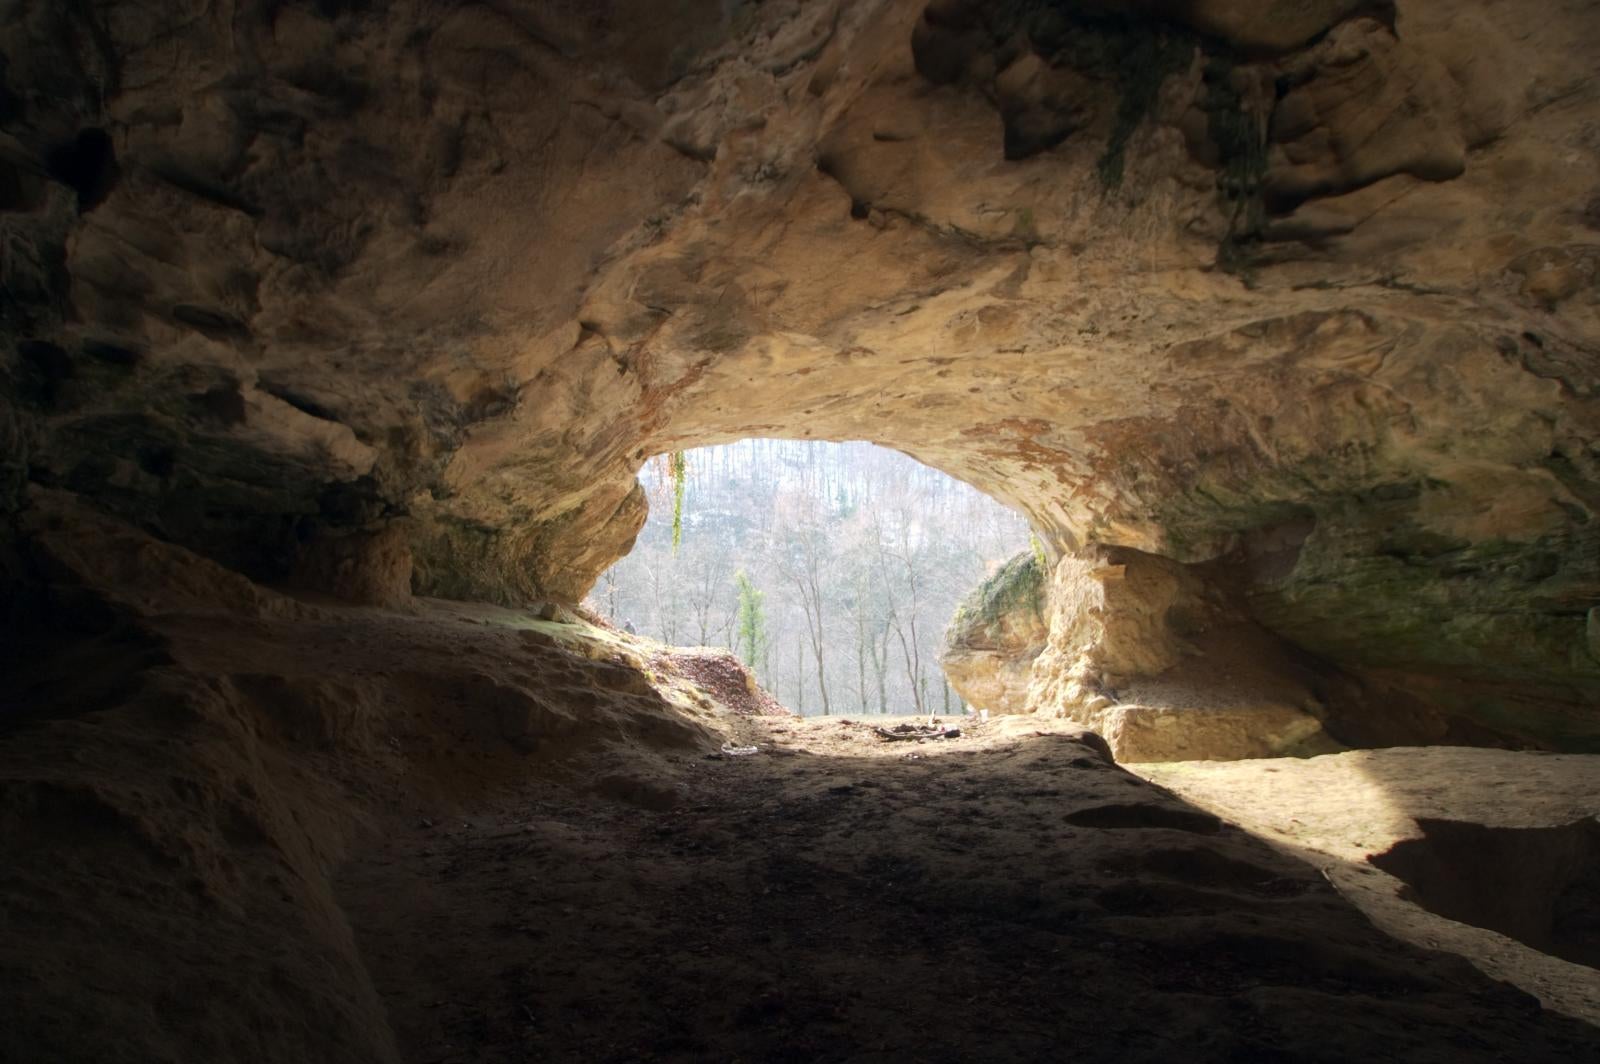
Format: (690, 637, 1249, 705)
(733, 570, 768, 675)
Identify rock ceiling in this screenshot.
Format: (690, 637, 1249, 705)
(2, 0, 1597, 744)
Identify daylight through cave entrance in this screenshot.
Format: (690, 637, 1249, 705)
(593, 440, 1031, 717)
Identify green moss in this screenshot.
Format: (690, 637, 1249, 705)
(1249, 517, 1600, 693)
(1091, 29, 1195, 189)
(982, 2, 1197, 188)
(950, 550, 1045, 644)
(1141, 452, 1600, 749)
(1200, 57, 1268, 275)
(1012, 206, 1037, 240)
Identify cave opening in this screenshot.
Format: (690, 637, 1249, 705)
(4, 0, 1600, 1058)
(596, 439, 1032, 718)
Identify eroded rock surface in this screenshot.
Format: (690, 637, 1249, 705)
(0, 509, 732, 1063)
(1021, 543, 1351, 760)
(941, 549, 1050, 714)
(3, 5, 1598, 737)
(337, 715, 1600, 1062)
(10, 506, 1595, 1060)
(1137, 747, 1600, 1024)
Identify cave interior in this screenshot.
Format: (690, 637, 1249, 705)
(2, 0, 1599, 1060)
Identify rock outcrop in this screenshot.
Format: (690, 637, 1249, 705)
(3, 1, 1598, 744)
(290, 522, 415, 608)
(941, 549, 1050, 714)
(0, 507, 732, 1063)
(1020, 544, 1350, 760)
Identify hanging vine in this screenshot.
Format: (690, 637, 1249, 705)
(669, 450, 687, 551)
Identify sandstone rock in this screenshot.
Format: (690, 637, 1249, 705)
(6, 5, 1600, 1058)
(21, 488, 307, 621)
(2, 0, 1598, 748)
(941, 550, 1051, 714)
(1264, 18, 1466, 211)
(0, 506, 726, 1063)
(1136, 747, 1600, 1024)
(1509, 245, 1600, 309)
(1021, 544, 1351, 760)
(1072, 699, 1332, 763)
(289, 523, 413, 608)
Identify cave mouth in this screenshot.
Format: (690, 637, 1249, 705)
(1369, 817, 1600, 970)
(595, 439, 1031, 717)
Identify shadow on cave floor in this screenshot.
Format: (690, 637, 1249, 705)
(1132, 748, 1600, 1027)
(5, 557, 1596, 1061)
(334, 715, 1600, 1063)
(1372, 817, 1600, 971)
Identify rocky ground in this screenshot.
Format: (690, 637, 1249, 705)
(1136, 749, 1600, 1027)
(336, 710, 1600, 1063)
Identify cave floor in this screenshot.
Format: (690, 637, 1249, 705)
(9, 538, 1599, 1063)
(336, 714, 1600, 1063)
(1135, 749, 1600, 1025)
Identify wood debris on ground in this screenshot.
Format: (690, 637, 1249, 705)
(872, 723, 964, 742)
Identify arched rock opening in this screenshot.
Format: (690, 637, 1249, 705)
(3, 0, 1600, 1057)
(6, 0, 1594, 752)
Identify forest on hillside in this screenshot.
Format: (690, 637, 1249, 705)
(592, 440, 1032, 716)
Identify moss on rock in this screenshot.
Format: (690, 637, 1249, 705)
(947, 549, 1046, 647)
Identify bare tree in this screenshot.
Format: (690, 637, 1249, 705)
(683, 550, 731, 646)
(596, 439, 1029, 716)
(777, 513, 833, 716)
(869, 499, 928, 715)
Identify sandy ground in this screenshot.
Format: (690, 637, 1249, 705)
(336, 711, 1600, 1062)
(1135, 750, 1600, 1025)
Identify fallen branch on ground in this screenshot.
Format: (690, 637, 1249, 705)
(873, 725, 962, 742)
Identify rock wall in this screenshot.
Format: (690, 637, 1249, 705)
(3, 0, 1598, 744)
(953, 540, 1530, 761)
(0, 498, 720, 1062)
(1019, 545, 1345, 760)
(941, 549, 1050, 714)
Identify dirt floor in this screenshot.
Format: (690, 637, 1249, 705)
(336, 711, 1600, 1063)
(1135, 750, 1600, 1026)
